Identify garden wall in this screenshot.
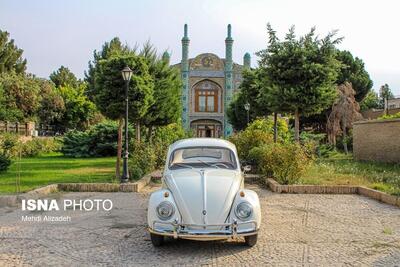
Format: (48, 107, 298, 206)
(353, 119, 400, 163)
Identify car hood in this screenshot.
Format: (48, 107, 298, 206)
(165, 169, 241, 226)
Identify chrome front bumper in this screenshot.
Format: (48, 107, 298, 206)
(149, 220, 258, 240)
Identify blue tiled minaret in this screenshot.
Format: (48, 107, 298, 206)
(224, 24, 234, 136)
(181, 24, 190, 129)
(243, 52, 251, 69)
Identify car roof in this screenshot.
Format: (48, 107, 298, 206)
(169, 138, 237, 152)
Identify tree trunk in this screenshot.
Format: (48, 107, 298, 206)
(385, 96, 389, 115)
(116, 118, 123, 179)
(342, 117, 348, 154)
(294, 108, 300, 143)
(147, 125, 154, 143)
(136, 121, 141, 142)
(273, 112, 278, 143)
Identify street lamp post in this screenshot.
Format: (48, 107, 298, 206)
(121, 66, 133, 183)
(244, 102, 250, 126)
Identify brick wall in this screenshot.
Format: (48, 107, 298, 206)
(353, 119, 400, 163)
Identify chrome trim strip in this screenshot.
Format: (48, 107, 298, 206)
(150, 220, 257, 239)
(148, 227, 258, 239)
(201, 169, 207, 225)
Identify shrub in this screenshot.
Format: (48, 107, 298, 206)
(129, 123, 189, 180)
(0, 133, 18, 156)
(229, 127, 273, 164)
(0, 153, 11, 172)
(129, 141, 157, 180)
(229, 117, 292, 164)
(61, 120, 134, 157)
(61, 130, 91, 157)
(378, 112, 400, 120)
(0, 133, 17, 171)
(152, 123, 189, 168)
(17, 137, 61, 157)
(249, 143, 312, 184)
(246, 117, 291, 142)
(87, 121, 122, 157)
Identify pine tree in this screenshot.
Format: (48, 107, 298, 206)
(257, 24, 341, 142)
(0, 29, 26, 74)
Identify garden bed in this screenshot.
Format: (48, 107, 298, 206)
(301, 153, 400, 196)
(266, 178, 400, 208)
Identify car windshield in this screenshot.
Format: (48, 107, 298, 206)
(169, 147, 237, 170)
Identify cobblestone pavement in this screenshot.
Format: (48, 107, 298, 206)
(1, 184, 400, 266)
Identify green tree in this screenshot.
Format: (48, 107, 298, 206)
(0, 29, 26, 74)
(85, 38, 136, 178)
(0, 72, 41, 121)
(257, 24, 341, 142)
(335, 50, 373, 102)
(139, 43, 181, 140)
(94, 55, 154, 139)
(58, 83, 96, 130)
(380, 83, 394, 114)
(50, 66, 79, 88)
(360, 90, 380, 111)
(85, 37, 133, 98)
(227, 69, 270, 131)
(37, 79, 65, 125)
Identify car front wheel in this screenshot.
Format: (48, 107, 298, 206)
(150, 233, 164, 247)
(244, 234, 257, 247)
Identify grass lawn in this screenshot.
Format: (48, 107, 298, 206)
(301, 153, 400, 196)
(0, 153, 116, 194)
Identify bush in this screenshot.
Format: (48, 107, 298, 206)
(246, 117, 291, 142)
(152, 123, 189, 168)
(61, 120, 134, 157)
(87, 121, 123, 156)
(229, 118, 292, 164)
(17, 137, 61, 157)
(378, 112, 400, 120)
(61, 130, 91, 157)
(0, 133, 18, 156)
(0, 133, 17, 172)
(129, 141, 157, 180)
(229, 127, 273, 164)
(249, 143, 312, 184)
(129, 123, 189, 180)
(0, 153, 11, 172)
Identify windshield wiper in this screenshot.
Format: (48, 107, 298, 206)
(196, 159, 221, 169)
(171, 163, 194, 169)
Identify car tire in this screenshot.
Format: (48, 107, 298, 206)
(244, 234, 257, 247)
(150, 233, 164, 247)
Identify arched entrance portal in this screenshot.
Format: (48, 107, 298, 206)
(191, 119, 222, 138)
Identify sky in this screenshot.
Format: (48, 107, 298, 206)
(0, 0, 399, 95)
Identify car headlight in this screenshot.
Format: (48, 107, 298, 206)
(235, 202, 253, 220)
(156, 201, 175, 220)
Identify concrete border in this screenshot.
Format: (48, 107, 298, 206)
(0, 171, 157, 207)
(266, 178, 400, 208)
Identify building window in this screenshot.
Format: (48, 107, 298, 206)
(195, 89, 218, 112)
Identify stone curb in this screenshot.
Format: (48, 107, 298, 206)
(0, 171, 156, 207)
(266, 178, 400, 208)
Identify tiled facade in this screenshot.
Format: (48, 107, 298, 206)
(172, 24, 250, 137)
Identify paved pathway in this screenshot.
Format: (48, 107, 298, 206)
(0, 184, 400, 266)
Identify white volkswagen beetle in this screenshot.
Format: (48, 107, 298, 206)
(147, 138, 261, 247)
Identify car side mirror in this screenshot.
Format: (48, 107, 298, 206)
(243, 165, 251, 172)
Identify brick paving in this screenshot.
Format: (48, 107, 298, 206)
(0, 184, 400, 266)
